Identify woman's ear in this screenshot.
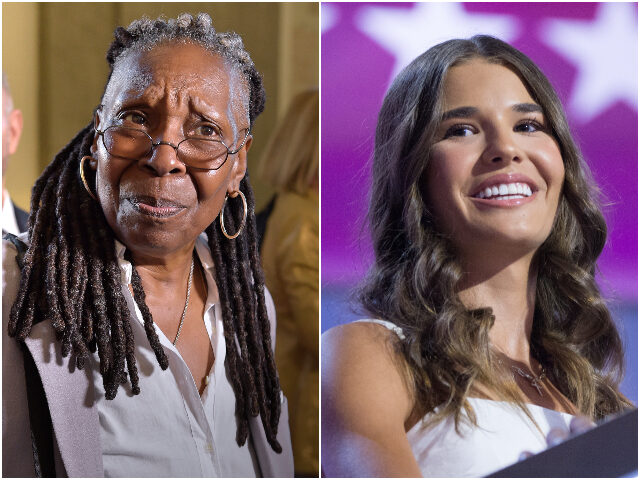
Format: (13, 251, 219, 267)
(243, 135, 253, 153)
(8, 109, 23, 156)
(90, 108, 102, 162)
(227, 135, 251, 194)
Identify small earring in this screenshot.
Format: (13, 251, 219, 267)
(79, 156, 97, 201)
(220, 190, 247, 239)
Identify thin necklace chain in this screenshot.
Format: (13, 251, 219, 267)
(173, 254, 195, 346)
(492, 344, 547, 396)
(511, 365, 547, 396)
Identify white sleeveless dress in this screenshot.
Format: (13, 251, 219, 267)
(358, 319, 574, 477)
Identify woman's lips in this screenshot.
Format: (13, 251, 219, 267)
(470, 191, 538, 208)
(469, 173, 539, 207)
(127, 196, 186, 218)
(470, 173, 538, 197)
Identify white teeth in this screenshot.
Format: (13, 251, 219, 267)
(495, 195, 525, 200)
(474, 182, 534, 200)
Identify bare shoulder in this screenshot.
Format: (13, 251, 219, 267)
(321, 321, 421, 477)
(323, 321, 411, 393)
(322, 321, 414, 420)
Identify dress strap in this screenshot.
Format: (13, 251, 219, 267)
(352, 319, 406, 340)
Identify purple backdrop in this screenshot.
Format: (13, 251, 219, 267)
(321, 2, 638, 303)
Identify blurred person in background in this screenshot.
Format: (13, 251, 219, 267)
(257, 89, 319, 476)
(2, 72, 28, 234)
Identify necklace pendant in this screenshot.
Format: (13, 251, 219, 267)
(531, 379, 543, 396)
(511, 365, 546, 397)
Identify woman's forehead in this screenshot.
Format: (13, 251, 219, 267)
(103, 42, 248, 121)
(441, 60, 535, 110)
(108, 44, 228, 93)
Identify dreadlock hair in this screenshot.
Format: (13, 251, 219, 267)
(8, 13, 282, 452)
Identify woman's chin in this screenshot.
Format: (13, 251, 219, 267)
(116, 229, 197, 260)
(455, 227, 550, 262)
(110, 207, 208, 259)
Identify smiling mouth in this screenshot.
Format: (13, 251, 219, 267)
(472, 182, 535, 201)
(127, 196, 186, 218)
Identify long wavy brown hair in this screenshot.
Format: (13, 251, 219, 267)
(358, 35, 632, 430)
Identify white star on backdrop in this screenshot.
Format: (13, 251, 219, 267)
(540, 3, 638, 122)
(321, 3, 339, 34)
(355, 3, 519, 83)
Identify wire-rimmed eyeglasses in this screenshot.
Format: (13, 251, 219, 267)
(94, 125, 251, 171)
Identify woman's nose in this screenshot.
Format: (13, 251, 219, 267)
(481, 127, 523, 165)
(141, 136, 187, 176)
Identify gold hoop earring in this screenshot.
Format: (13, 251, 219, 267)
(79, 156, 97, 201)
(220, 190, 247, 239)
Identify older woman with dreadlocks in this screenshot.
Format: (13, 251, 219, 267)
(3, 13, 293, 477)
(322, 35, 633, 477)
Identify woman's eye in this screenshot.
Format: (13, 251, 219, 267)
(120, 112, 147, 126)
(194, 124, 221, 137)
(443, 124, 475, 139)
(515, 120, 543, 133)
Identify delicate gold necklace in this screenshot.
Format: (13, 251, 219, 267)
(173, 255, 195, 346)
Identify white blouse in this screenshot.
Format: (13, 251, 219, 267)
(409, 397, 573, 477)
(358, 319, 574, 477)
(95, 235, 268, 477)
(2, 190, 20, 236)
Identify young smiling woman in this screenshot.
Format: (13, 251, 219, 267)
(427, 59, 565, 267)
(321, 36, 632, 477)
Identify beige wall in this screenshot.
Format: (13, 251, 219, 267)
(3, 2, 319, 211)
(2, 3, 40, 211)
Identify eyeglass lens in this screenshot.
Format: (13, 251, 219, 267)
(103, 126, 230, 169)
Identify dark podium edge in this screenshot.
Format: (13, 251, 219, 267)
(487, 408, 638, 477)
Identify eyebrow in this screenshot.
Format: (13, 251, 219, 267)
(512, 103, 543, 114)
(440, 102, 544, 121)
(441, 106, 478, 121)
